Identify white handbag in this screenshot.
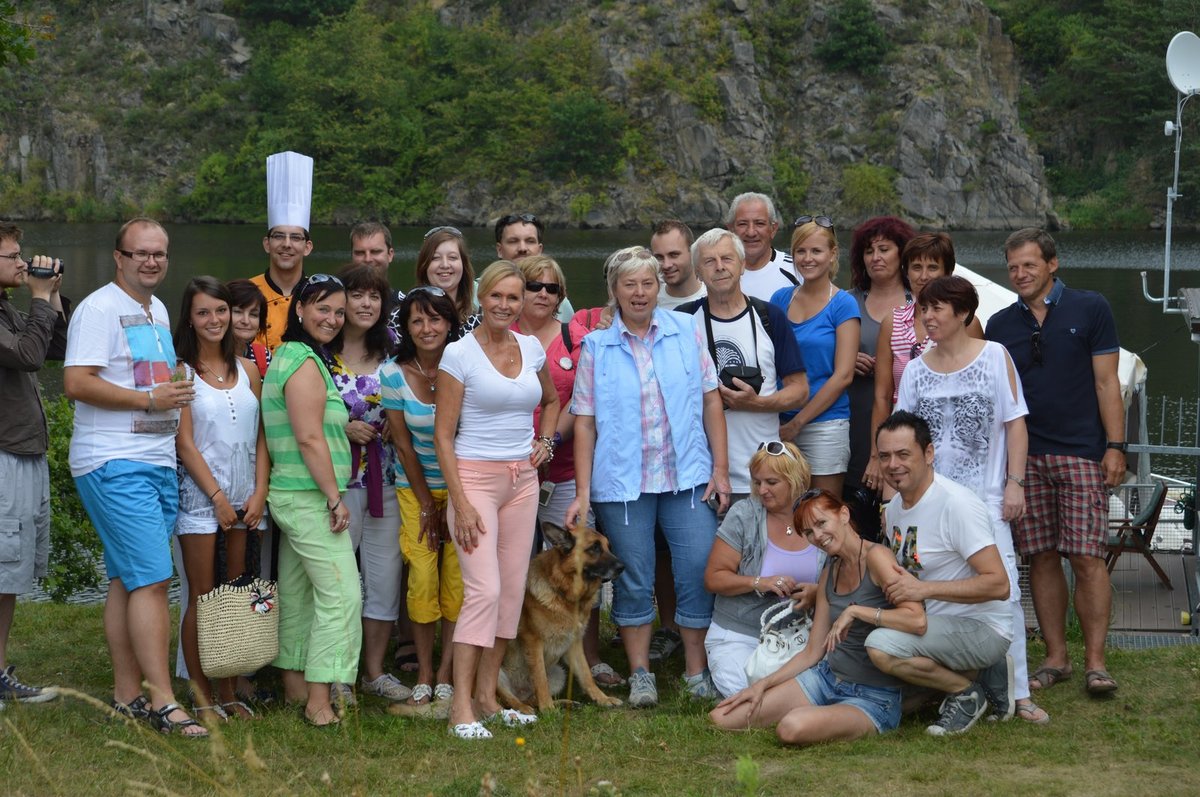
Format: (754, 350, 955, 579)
(744, 598, 811, 685)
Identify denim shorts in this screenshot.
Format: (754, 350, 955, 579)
(796, 659, 902, 734)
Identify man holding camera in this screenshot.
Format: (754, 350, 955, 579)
(0, 222, 68, 709)
(677, 228, 808, 504)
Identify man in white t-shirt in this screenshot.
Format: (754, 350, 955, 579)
(651, 220, 706, 310)
(63, 218, 205, 735)
(725, 193, 798, 302)
(677, 229, 808, 500)
(865, 411, 1012, 737)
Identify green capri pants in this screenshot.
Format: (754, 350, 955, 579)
(269, 488, 363, 684)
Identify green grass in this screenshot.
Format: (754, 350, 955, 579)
(3, 602, 1200, 796)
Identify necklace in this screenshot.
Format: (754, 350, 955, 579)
(786, 524, 795, 536)
(197, 361, 227, 383)
(406, 360, 438, 393)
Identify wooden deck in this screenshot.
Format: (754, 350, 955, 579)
(1109, 551, 1196, 632)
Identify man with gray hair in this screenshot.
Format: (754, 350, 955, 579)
(725, 192, 798, 301)
(677, 228, 808, 502)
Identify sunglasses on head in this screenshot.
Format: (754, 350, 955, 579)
(793, 214, 834, 229)
(526, 280, 562, 295)
(299, 273, 343, 294)
(757, 440, 797, 460)
(408, 285, 448, 298)
(424, 225, 463, 239)
(499, 213, 539, 227)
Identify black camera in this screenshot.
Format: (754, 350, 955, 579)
(25, 258, 64, 279)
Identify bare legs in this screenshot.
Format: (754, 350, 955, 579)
(1029, 551, 1111, 677)
(448, 637, 509, 726)
(709, 677, 876, 745)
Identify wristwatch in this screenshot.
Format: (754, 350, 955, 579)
(1006, 474, 1025, 488)
(1106, 442, 1128, 452)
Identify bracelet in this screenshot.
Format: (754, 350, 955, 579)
(874, 607, 883, 626)
(1006, 474, 1026, 488)
(537, 434, 557, 450)
(208, 486, 222, 500)
(146, 388, 156, 413)
(327, 498, 342, 512)
(752, 576, 763, 596)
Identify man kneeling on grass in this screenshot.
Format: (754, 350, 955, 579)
(866, 411, 1013, 736)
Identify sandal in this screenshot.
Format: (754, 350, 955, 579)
(303, 706, 341, 727)
(393, 641, 419, 673)
(191, 703, 228, 723)
(433, 683, 454, 702)
(1085, 669, 1119, 695)
(1015, 699, 1051, 725)
(110, 694, 150, 721)
(149, 703, 209, 738)
(484, 708, 538, 727)
(590, 662, 626, 687)
(448, 721, 492, 740)
(408, 684, 433, 705)
(1028, 664, 1072, 690)
(220, 700, 256, 719)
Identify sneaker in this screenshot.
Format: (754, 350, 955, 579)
(627, 668, 658, 708)
(361, 673, 413, 702)
(980, 654, 1015, 722)
(926, 683, 988, 736)
(647, 627, 682, 662)
(682, 669, 719, 700)
(330, 682, 357, 710)
(0, 666, 57, 704)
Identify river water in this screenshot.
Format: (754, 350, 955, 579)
(14, 222, 1200, 602)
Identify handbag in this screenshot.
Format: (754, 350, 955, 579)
(744, 598, 811, 685)
(196, 577, 280, 679)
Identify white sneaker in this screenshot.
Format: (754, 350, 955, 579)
(361, 674, 412, 702)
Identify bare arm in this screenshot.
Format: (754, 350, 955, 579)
(781, 317, 860, 437)
(388, 407, 441, 550)
(64, 364, 194, 412)
(701, 388, 732, 512)
(530, 363, 561, 467)
(243, 357, 269, 530)
(1001, 349, 1027, 522)
(865, 315, 897, 489)
(825, 546, 926, 651)
(284, 358, 349, 532)
(720, 369, 809, 413)
(433, 372, 486, 551)
(565, 414, 595, 529)
(1093, 351, 1126, 487)
(883, 544, 1009, 605)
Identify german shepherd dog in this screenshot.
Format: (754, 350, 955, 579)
(496, 522, 625, 713)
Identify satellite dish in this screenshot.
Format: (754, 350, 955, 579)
(1167, 31, 1200, 94)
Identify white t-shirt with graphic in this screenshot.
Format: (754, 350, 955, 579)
(885, 473, 1012, 640)
(65, 282, 179, 476)
(739, 249, 798, 302)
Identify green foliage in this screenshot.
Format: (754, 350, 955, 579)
(543, 92, 626, 179)
(841, 162, 900, 216)
(771, 154, 812, 216)
(816, 0, 894, 75)
(227, 0, 354, 27)
(0, 1, 47, 66)
(42, 395, 104, 602)
(735, 754, 762, 796)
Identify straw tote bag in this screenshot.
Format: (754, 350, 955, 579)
(196, 577, 279, 678)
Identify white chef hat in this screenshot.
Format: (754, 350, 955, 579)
(266, 151, 313, 231)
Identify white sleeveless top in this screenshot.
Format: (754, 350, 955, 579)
(175, 360, 267, 533)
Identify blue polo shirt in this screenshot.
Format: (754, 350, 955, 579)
(985, 278, 1119, 462)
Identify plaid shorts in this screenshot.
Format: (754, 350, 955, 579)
(1012, 454, 1107, 558)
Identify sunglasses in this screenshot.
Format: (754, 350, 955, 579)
(757, 440, 796, 460)
(1031, 330, 1043, 365)
(408, 285, 448, 298)
(299, 273, 343, 293)
(526, 280, 562, 295)
(424, 225, 463, 239)
(499, 213, 540, 227)
(793, 214, 834, 229)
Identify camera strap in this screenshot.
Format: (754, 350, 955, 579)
(702, 298, 759, 369)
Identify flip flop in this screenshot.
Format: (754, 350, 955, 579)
(1015, 699, 1051, 725)
(590, 662, 626, 687)
(1085, 669, 1119, 695)
(1028, 664, 1072, 690)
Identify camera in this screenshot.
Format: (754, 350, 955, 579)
(25, 258, 64, 279)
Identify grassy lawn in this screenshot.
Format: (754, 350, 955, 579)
(2, 603, 1199, 796)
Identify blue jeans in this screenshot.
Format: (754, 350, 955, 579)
(593, 486, 717, 629)
(796, 659, 902, 734)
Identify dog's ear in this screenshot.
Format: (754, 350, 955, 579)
(541, 522, 575, 552)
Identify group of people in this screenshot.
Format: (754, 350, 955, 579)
(0, 186, 1126, 748)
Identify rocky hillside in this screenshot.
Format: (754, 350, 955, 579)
(0, 0, 1056, 230)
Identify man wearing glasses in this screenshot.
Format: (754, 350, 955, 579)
(253, 151, 314, 351)
(0, 223, 68, 709)
(724, 192, 799, 302)
(985, 228, 1124, 698)
(64, 218, 207, 735)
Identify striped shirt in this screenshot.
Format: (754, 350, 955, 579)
(262, 341, 351, 492)
(379, 359, 443, 490)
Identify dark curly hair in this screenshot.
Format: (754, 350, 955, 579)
(849, 216, 916, 292)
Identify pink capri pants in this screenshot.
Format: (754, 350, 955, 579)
(448, 459, 538, 647)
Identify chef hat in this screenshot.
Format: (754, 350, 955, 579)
(266, 151, 313, 231)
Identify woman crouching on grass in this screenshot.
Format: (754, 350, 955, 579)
(710, 489, 925, 745)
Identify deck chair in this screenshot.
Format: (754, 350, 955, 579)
(1105, 480, 1172, 589)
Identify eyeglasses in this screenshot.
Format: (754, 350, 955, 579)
(268, 232, 308, 244)
(499, 213, 539, 227)
(117, 249, 169, 264)
(408, 285, 447, 298)
(526, 280, 562, 295)
(424, 226, 463, 239)
(1031, 330, 1043, 365)
(0, 251, 22, 262)
(793, 215, 834, 229)
(757, 440, 796, 460)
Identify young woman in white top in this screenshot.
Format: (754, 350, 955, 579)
(434, 260, 560, 739)
(173, 277, 268, 721)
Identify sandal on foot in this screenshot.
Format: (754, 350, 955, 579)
(1085, 669, 1119, 695)
(408, 684, 433, 705)
(448, 721, 492, 739)
(1028, 664, 1072, 690)
(149, 703, 209, 738)
(220, 700, 256, 719)
(590, 662, 626, 687)
(484, 708, 538, 727)
(1015, 699, 1051, 725)
(110, 694, 150, 721)
(433, 683, 454, 702)
(393, 641, 420, 673)
(191, 703, 228, 723)
(303, 707, 341, 727)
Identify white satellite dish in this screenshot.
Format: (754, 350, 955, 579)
(1166, 31, 1200, 94)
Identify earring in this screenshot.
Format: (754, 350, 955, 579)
(297, 315, 303, 323)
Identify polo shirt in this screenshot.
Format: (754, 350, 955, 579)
(985, 278, 1119, 461)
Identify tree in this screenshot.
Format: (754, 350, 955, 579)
(816, 0, 893, 75)
(0, 2, 38, 66)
